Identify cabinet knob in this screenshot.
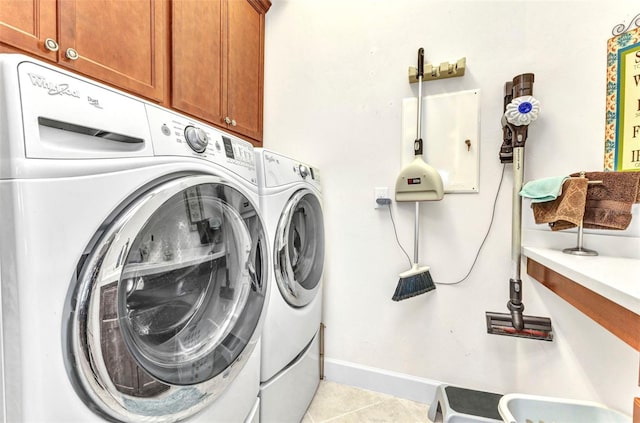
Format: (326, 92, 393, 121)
(224, 116, 232, 124)
(65, 48, 79, 61)
(231, 119, 237, 127)
(44, 38, 59, 52)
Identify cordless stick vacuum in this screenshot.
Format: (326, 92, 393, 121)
(486, 74, 553, 341)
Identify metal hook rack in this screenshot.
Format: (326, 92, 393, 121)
(408, 57, 466, 83)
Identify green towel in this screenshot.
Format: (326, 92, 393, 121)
(519, 176, 568, 203)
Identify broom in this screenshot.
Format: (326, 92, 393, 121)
(392, 202, 436, 301)
(392, 48, 444, 301)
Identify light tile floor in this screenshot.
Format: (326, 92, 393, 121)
(302, 381, 434, 423)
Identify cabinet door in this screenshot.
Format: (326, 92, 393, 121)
(0, 0, 57, 61)
(172, 0, 224, 125)
(58, 0, 166, 102)
(225, 0, 267, 143)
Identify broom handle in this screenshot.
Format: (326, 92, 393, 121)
(413, 48, 425, 266)
(413, 48, 424, 266)
(416, 76, 422, 147)
(414, 201, 420, 264)
(415, 48, 424, 156)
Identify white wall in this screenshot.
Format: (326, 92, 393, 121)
(264, 0, 640, 415)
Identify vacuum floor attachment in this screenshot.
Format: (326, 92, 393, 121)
(486, 312, 553, 341)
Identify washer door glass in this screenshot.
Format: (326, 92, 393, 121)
(119, 183, 254, 384)
(274, 189, 324, 307)
(67, 175, 267, 422)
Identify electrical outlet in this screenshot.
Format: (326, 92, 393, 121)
(374, 187, 389, 209)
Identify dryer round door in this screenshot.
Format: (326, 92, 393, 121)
(274, 188, 324, 307)
(66, 174, 268, 423)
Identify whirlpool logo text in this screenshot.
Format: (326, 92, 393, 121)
(27, 73, 80, 98)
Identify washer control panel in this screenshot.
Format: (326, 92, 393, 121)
(145, 104, 256, 183)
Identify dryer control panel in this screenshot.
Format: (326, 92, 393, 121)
(260, 149, 321, 191)
(145, 104, 256, 184)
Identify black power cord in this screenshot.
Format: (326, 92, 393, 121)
(385, 203, 413, 268)
(384, 164, 507, 285)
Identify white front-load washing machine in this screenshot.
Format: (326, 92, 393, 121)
(254, 149, 324, 423)
(0, 54, 269, 423)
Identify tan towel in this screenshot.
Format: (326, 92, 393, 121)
(532, 178, 588, 231)
(569, 171, 640, 230)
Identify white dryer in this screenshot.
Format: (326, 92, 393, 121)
(0, 54, 269, 422)
(254, 149, 324, 423)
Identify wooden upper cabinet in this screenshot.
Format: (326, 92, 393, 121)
(1, 0, 269, 142)
(172, 0, 270, 145)
(58, 0, 166, 102)
(0, 0, 165, 103)
(0, 0, 57, 60)
(226, 0, 268, 143)
(172, 0, 225, 125)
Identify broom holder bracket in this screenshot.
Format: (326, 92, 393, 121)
(408, 57, 466, 83)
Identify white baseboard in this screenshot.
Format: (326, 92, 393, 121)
(323, 358, 442, 404)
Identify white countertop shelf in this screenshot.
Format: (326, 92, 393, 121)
(523, 246, 640, 316)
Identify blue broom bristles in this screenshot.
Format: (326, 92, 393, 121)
(392, 270, 436, 301)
